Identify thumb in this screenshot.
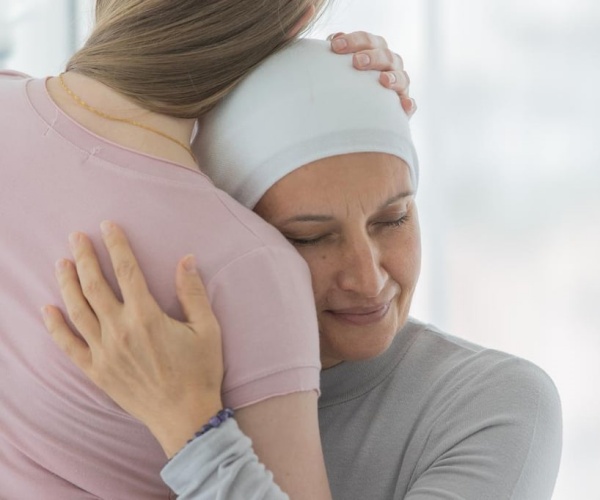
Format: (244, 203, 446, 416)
(175, 255, 213, 327)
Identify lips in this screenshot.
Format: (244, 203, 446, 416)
(326, 302, 391, 326)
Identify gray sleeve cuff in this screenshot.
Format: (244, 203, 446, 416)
(161, 419, 289, 499)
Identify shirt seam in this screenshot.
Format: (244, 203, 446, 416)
(223, 363, 322, 395)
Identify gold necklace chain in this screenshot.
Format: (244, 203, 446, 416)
(59, 74, 196, 162)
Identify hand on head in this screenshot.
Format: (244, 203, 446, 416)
(329, 31, 416, 117)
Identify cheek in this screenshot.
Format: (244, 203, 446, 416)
(297, 249, 334, 304)
(385, 231, 421, 287)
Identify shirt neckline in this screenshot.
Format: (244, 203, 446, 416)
(24, 75, 212, 184)
(318, 318, 424, 408)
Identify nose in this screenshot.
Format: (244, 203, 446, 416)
(336, 236, 387, 298)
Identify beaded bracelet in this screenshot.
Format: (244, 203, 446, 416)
(189, 408, 235, 444)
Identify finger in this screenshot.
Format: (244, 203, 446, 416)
(326, 32, 345, 42)
(42, 305, 92, 372)
(330, 31, 387, 54)
(378, 70, 410, 95)
(401, 97, 417, 118)
(55, 258, 102, 348)
(69, 231, 121, 314)
(353, 48, 404, 72)
(176, 255, 217, 330)
(99, 221, 154, 309)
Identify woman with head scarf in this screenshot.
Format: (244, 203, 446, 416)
(44, 40, 561, 499)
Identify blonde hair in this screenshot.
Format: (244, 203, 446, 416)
(68, 0, 327, 118)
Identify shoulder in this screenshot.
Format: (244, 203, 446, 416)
(205, 189, 311, 283)
(211, 189, 292, 248)
(408, 319, 559, 399)
(0, 71, 32, 106)
(402, 319, 562, 438)
(403, 321, 562, 498)
(0, 70, 31, 80)
(0, 70, 31, 94)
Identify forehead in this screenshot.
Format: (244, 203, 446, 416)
(260, 152, 413, 212)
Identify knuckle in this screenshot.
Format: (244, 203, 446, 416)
(104, 235, 129, 260)
(126, 301, 159, 330)
(356, 31, 370, 46)
(383, 48, 395, 66)
(377, 35, 388, 48)
(72, 239, 94, 263)
(58, 337, 75, 358)
(181, 281, 206, 298)
(402, 70, 411, 87)
(364, 32, 377, 47)
(75, 256, 97, 280)
(114, 258, 136, 282)
(395, 52, 405, 69)
(81, 278, 101, 298)
(111, 323, 133, 345)
(68, 305, 87, 325)
(186, 281, 206, 296)
(130, 308, 155, 331)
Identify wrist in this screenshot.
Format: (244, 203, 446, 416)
(149, 397, 224, 459)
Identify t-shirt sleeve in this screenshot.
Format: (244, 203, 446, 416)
(405, 356, 562, 500)
(206, 245, 321, 410)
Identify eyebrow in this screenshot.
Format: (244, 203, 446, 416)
(377, 190, 415, 210)
(279, 190, 415, 225)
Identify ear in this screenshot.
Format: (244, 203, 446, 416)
(287, 4, 317, 39)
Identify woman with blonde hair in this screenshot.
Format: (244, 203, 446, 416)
(0, 1, 412, 498)
(45, 40, 561, 499)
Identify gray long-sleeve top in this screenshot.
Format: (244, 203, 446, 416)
(162, 319, 562, 499)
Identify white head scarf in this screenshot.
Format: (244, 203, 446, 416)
(195, 38, 418, 209)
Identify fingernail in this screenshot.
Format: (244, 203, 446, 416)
(332, 38, 347, 51)
(100, 220, 114, 236)
(55, 259, 69, 274)
(182, 254, 197, 274)
(385, 72, 397, 85)
(68, 232, 82, 249)
(327, 32, 345, 41)
(355, 53, 370, 67)
(409, 98, 417, 114)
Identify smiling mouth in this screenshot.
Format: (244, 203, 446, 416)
(326, 302, 391, 326)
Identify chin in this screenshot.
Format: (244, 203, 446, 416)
(320, 323, 399, 366)
(318, 301, 411, 366)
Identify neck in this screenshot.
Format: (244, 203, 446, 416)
(47, 71, 198, 169)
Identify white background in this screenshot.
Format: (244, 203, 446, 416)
(2, 1, 598, 498)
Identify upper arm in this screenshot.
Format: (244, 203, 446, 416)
(207, 246, 321, 408)
(405, 358, 562, 500)
(236, 391, 331, 500)
(207, 246, 330, 499)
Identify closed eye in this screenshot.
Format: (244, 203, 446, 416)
(378, 214, 410, 228)
(286, 235, 327, 247)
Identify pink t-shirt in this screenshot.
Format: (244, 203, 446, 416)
(0, 72, 320, 499)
